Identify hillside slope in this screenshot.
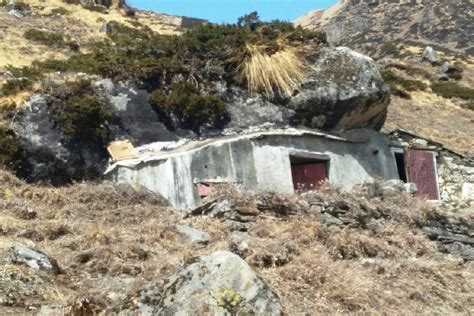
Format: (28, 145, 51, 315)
(0, 0, 197, 69)
(295, 0, 473, 55)
(296, 0, 474, 155)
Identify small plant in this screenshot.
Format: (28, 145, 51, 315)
(460, 101, 474, 111)
(1, 79, 33, 96)
(24, 29, 67, 48)
(216, 288, 242, 312)
(0, 125, 22, 171)
(50, 7, 71, 15)
(431, 82, 474, 100)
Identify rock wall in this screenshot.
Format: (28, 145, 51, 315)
(438, 152, 474, 210)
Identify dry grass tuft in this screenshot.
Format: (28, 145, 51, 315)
(239, 43, 308, 97)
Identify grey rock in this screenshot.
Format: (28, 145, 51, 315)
(175, 224, 211, 245)
(15, 229, 44, 242)
(286, 47, 389, 131)
(137, 251, 282, 315)
(9, 246, 60, 275)
(422, 46, 438, 64)
(230, 232, 250, 257)
(100, 21, 113, 33)
(437, 74, 449, 81)
(441, 62, 456, 74)
(8, 9, 23, 18)
(13, 94, 108, 184)
(321, 213, 343, 227)
(445, 242, 474, 261)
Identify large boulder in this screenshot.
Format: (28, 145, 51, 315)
(289, 47, 389, 130)
(224, 47, 389, 131)
(134, 251, 282, 315)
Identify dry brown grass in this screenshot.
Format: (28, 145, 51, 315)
(0, 169, 472, 314)
(239, 43, 308, 97)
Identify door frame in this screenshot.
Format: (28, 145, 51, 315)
(289, 151, 330, 191)
(391, 147, 441, 202)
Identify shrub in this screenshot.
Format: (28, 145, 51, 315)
(382, 70, 427, 98)
(461, 101, 474, 111)
(447, 72, 462, 80)
(50, 7, 71, 15)
(431, 82, 474, 100)
(1, 79, 33, 96)
(24, 29, 67, 48)
(46, 80, 112, 144)
(149, 82, 229, 133)
(0, 126, 22, 171)
(380, 43, 400, 57)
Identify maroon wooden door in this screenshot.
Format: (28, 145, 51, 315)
(291, 162, 327, 191)
(404, 149, 439, 200)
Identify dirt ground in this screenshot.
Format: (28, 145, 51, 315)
(0, 169, 472, 315)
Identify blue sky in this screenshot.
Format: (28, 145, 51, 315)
(126, 0, 338, 24)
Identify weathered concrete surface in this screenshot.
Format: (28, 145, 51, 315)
(109, 128, 399, 209)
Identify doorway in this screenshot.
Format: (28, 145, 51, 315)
(290, 156, 328, 191)
(392, 148, 440, 200)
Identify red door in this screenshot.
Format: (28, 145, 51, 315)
(291, 162, 327, 191)
(404, 149, 439, 200)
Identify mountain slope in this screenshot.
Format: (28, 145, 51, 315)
(0, 0, 198, 69)
(296, 0, 474, 155)
(295, 0, 473, 55)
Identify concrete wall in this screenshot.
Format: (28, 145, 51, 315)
(110, 129, 398, 209)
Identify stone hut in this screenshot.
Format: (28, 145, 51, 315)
(387, 129, 474, 208)
(106, 128, 399, 209)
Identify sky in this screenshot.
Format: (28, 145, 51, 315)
(126, 0, 338, 24)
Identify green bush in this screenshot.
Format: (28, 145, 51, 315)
(34, 20, 326, 93)
(50, 7, 71, 15)
(461, 101, 474, 111)
(447, 72, 462, 80)
(380, 43, 400, 57)
(0, 126, 22, 171)
(382, 70, 427, 98)
(431, 82, 474, 100)
(24, 29, 67, 48)
(47, 80, 111, 144)
(149, 82, 228, 133)
(1, 79, 33, 96)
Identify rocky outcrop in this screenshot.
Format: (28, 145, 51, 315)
(222, 47, 389, 131)
(131, 251, 282, 315)
(12, 46, 388, 183)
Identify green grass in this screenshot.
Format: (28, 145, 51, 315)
(431, 82, 474, 100)
(24, 29, 67, 48)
